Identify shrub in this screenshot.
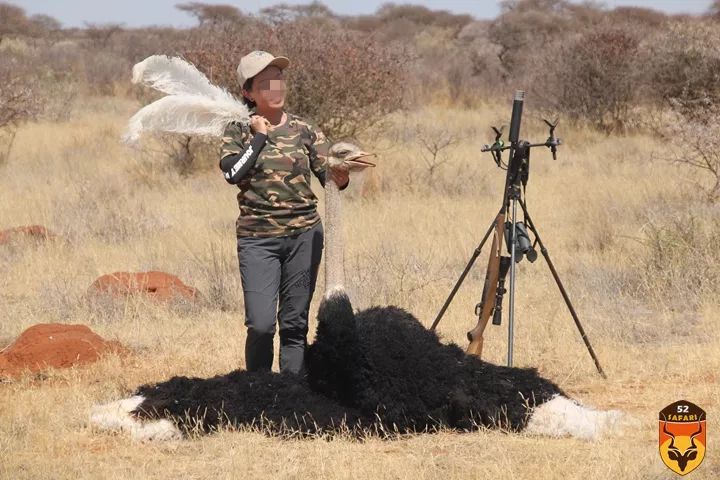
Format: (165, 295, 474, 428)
(532, 25, 641, 132)
(645, 21, 720, 120)
(646, 21, 720, 199)
(134, 133, 220, 177)
(607, 7, 667, 28)
(344, 3, 472, 42)
(277, 19, 408, 139)
(709, 0, 720, 18)
(81, 49, 131, 96)
(260, 2, 335, 25)
(0, 50, 43, 164)
(0, 3, 30, 42)
(176, 2, 245, 27)
(488, 0, 596, 77)
(181, 17, 408, 140)
(455, 21, 508, 98)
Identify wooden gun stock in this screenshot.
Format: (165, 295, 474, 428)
(466, 213, 505, 357)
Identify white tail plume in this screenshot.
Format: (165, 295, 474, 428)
(123, 55, 250, 143)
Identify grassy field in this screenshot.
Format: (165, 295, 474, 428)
(0, 96, 718, 479)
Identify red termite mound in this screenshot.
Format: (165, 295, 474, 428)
(88, 271, 200, 302)
(0, 323, 128, 379)
(0, 225, 57, 245)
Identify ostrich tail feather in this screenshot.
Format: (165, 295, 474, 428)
(131, 55, 235, 102)
(122, 94, 250, 143)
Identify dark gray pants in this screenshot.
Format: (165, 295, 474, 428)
(237, 222, 323, 374)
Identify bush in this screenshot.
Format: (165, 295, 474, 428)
(344, 3, 472, 43)
(277, 19, 408, 139)
(81, 49, 131, 96)
(646, 21, 720, 199)
(134, 133, 220, 177)
(111, 28, 188, 64)
(181, 17, 408, 140)
(454, 21, 508, 99)
(533, 26, 641, 132)
(488, 0, 599, 77)
(646, 21, 720, 120)
(0, 49, 43, 164)
(607, 7, 667, 28)
(0, 3, 30, 42)
(709, 0, 720, 18)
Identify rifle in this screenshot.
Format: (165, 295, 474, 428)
(466, 91, 528, 357)
(431, 91, 605, 379)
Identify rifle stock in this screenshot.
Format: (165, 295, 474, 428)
(466, 212, 505, 357)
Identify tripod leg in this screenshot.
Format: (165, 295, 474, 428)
(430, 218, 496, 332)
(507, 198, 519, 367)
(518, 199, 607, 379)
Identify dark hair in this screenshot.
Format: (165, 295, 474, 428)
(242, 77, 256, 109)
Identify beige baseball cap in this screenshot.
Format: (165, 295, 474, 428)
(237, 50, 290, 86)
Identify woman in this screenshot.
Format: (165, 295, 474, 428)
(219, 51, 349, 375)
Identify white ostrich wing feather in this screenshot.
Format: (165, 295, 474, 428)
(131, 55, 235, 102)
(123, 94, 250, 143)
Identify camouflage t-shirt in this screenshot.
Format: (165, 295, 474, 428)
(220, 112, 331, 238)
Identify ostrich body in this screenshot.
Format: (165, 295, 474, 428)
(90, 143, 622, 441)
(308, 143, 622, 437)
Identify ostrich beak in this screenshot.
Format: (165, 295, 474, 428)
(345, 152, 376, 171)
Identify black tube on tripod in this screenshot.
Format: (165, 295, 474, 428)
(508, 90, 525, 146)
(501, 90, 526, 217)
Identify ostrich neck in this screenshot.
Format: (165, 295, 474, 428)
(324, 178, 345, 293)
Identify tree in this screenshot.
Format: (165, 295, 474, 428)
(647, 21, 720, 200)
(557, 27, 640, 132)
(176, 2, 245, 26)
(489, 0, 587, 76)
(0, 55, 42, 165)
(0, 5, 61, 43)
(0, 2, 30, 42)
(260, 1, 334, 25)
(179, 16, 408, 140)
(29, 14, 62, 33)
(84, 22, 124, 48)
(609, 7, 666, 27)
(375, 3, 472, 31)
(710, 0, 720, 18)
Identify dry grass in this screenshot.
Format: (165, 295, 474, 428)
(0, 96, 718, 479)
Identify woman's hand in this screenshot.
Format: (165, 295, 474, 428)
(249, 115, 271, 135)
(329, 165, 349, 188)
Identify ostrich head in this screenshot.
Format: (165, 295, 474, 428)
(323, 142, 375, 301)
(327, 142, 376, 173)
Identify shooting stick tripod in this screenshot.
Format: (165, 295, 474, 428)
(430, 91, 606, 378)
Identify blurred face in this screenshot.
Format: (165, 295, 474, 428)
(243, 65, 286, 111)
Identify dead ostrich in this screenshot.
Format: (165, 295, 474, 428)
(306, 144, 623, 438)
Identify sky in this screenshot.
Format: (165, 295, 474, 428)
(8, 0, 715, 28)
